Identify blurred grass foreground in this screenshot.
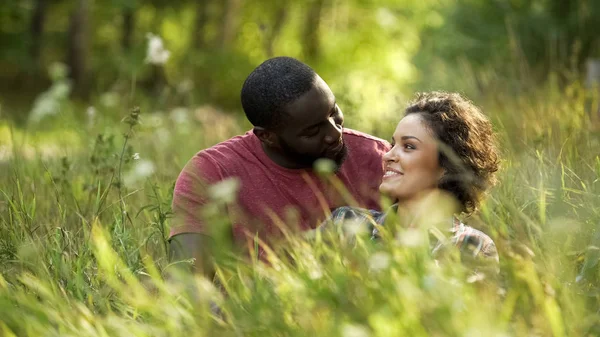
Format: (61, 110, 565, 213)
(2, 0, 600, 336)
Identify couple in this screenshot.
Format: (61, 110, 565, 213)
(169, 57, 500, 277)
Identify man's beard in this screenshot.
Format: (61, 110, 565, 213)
(278, 137, 349, 171)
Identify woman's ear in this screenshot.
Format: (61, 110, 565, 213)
(437, 167, 446, 181)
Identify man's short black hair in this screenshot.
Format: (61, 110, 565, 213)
(241, 56, 317, 129)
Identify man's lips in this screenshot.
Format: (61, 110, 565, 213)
(326, 141, 344, 154)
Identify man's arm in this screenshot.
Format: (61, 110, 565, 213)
(168, 153, 222, 279)
(168, 233, 215, 278)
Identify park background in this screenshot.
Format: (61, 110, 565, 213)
(1, 0, 600, 336)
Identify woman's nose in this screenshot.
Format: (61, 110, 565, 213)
(382, 147, 398, 163)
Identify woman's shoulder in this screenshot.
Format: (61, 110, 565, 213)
(329, 206, 385, 223)
(448, 219, 499, 262)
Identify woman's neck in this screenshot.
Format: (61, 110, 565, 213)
(394, 190, 459, 228)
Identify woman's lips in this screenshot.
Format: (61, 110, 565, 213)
(382, 168, 403, 180)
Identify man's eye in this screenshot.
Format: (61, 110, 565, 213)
(304, 128, 320, 137)
(331, 108, 343, 125)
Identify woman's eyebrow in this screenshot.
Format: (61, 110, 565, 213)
(401, 135, 422, 143)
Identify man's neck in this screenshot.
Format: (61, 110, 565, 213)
(260, 142, 312, 170)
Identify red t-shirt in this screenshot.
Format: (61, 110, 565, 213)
(170, 128, 390, 245)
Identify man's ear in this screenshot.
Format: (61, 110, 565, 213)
(253, 127, 278, 147)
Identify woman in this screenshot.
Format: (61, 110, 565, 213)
(317, 91, 500, 269)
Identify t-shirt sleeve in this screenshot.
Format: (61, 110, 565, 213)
(377, 139, 392, 154)
(361, 138, 391, 210)
(169, 152, 223, 238)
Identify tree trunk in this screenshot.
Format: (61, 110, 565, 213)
(586, 58, 600, 129)
(194, 0, 210, 50)
(121, 6, 134, 51)
(218, 0, 241, 50)
(264, 6, 288, 58)
(303, 0, 324, 61)
(68, 0, 91, 97)
(30, 0, 46, 68)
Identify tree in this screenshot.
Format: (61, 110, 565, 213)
(264, 5, 287, 57)
(194, 0, 211, 50)
(218, 0, 241, 49)
(121, 2, 135, 51)
(68, 0, 91, 97)
(30, 0, 47, 69)
(303, 0, 324, 61)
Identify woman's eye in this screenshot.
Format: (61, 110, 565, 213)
(304, 129, 320, 137)
(404, 143, 416, 150)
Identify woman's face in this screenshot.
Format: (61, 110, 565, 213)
(379, 113, 445, 202)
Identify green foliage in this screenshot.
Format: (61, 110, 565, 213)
(2, 1, 600, 336)
(414, 0, 600, 93)
(2, 74, 600, 335)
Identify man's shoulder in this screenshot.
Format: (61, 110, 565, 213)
(343, 128, 390, 151)
(184, 131, 256, 175)
(198, 130, 254, 154)
(192, 131, 255, 162)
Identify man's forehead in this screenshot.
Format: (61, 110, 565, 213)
(284, 81, 335, 127)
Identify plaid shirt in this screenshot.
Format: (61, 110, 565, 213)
(317, 206, 499, 268)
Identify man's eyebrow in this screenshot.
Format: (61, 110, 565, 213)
(401, 135, 422, 143)
(303, 100, 337, 130)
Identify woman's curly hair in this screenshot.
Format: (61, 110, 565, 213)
(405, 91, 499, 214)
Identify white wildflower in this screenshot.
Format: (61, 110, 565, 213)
(86, 106, 96, 127)
(208, 178, 240, 203)
(29, 81, 72, 123)
(343, 218, 368, 236)
(177, 79, 194, 94)
(314, 158, 336, 175)
(146, 113, 164, 128)
(48, 62, 68, 81)
(342, 323, 370, 337)
(123, 159, 155, 187)
(368, 252, 391, 272)
(466, 272, 486, 284)
(397, 228, 426, 248)
(170, 107, 189, 124)
(308, 267, 323, 280)
(155, 128, 171, 143)
(134, 159, 155, 177)
(100, 92, 119, 108)
(145, 33, 170, 65)
(132, 153, 140, 160)
(376, 8, 397, 28)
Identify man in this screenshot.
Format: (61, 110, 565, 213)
(169, 57, 390, 276)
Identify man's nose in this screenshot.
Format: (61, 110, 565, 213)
(324, 118, 342, 144)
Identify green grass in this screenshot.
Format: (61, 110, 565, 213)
(1, 79, 600, 336)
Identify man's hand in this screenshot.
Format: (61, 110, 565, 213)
(168, 233, 215, 278)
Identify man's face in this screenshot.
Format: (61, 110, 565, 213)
(275, 77, 348, 168)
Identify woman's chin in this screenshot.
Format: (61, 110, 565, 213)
(379, 183, 398, 200)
